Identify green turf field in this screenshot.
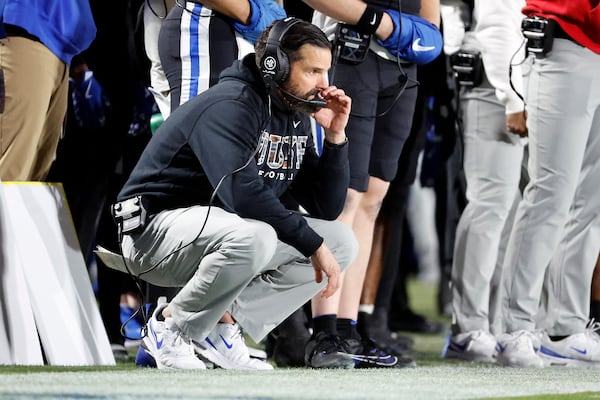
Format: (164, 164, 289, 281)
(1, 279, 599, 399)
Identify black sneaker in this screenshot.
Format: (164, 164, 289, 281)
(357, 310, 413, 357)
(304, 332, 355, 369)
(344, 337, 417, 369)
(270, 308, 312, 367)
(273, 334, 311, 367)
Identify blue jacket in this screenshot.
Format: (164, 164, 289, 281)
(3, 0, 96, 64)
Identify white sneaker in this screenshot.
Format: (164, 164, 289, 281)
(539, 320, 600, 367)
(194, 323, 273, 370)
(442, 330, 497, 362)
(497, 330, 544, 368)
(143, 305, 206, 370)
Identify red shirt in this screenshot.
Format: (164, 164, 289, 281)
(523, 0, 600, 54)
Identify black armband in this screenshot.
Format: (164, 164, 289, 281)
(356, 5, 384, 34)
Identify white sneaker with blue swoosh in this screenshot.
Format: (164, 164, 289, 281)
(194, 323, 273, 370)
(143, 305, 206, 370)
(539, 320, 600, 367)
(497, 330, 544, 368)
(442, 330, 497, 362)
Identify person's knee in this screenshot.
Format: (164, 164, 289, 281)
(233, 221, 277, 273)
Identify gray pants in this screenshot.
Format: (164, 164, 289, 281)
(502, 39, 600, 335)
(121, 206, 357, 342)
(452, 83, 525, 336)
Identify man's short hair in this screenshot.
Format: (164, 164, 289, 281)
(255, 19, 331, 70)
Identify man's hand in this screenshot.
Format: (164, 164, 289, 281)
(506, 111, 528, 137)
(312, 86, 351, 144)
(309, 243, 341, 298)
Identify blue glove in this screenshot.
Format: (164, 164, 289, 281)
(70, 70, 111, 129)
(232, 0, 286, 44)
(377, 10, 443, 65)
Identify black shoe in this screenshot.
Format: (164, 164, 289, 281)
(344, 337, 417, 369)
(273, 334, 310, 367)
(389, 309, 446, 334)
(304, 332, 355, 369)
(372, 334, 416, 358)
(270, 307, 311, 367)
(357, 310, 413, 357)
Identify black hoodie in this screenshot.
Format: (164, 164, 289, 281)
(118, 54, 349, 257)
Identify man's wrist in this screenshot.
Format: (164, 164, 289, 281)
(324, 134, 348, 146)
(357, 5, 384, 34)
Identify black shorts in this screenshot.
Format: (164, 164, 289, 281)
(331, 51, 418, 192)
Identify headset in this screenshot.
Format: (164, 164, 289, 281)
(259, 17, 328, 112)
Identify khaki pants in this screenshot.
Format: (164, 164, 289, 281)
(0, 36, 69, 181)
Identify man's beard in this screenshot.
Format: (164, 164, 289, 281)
(278, 83, 324, 114)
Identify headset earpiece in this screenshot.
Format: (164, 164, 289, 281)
(260, 17, 302, 87)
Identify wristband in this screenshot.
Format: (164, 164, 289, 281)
(356, 5, 384, 34)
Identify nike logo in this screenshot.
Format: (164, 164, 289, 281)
(293, 120, 301, 128)
(571, 347, 587, 355)
(150, 321, 164, 349)
(412, 38, 436, 52)
(349, 353, 397, 366)
(370, 14, 377, 25)
(220, 335, 234, 349)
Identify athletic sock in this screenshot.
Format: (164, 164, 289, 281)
(337, 318, 361, 340)
(312, 314, 337, 336)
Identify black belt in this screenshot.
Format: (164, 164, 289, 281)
(553, 23, 580, 46)
(4, 24, 41, 42)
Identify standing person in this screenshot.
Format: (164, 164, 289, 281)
(441, 0, 527, 362)
(302, 0, 442, 368)
(106, 18, 358, 370)
(143, 0, 176, 117)
(497, 0, 600, 367)
(0, 0, 96, 180)
(158, 0, 286, 117)
(360, 54, 451, 357)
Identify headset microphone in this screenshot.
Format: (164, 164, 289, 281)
(274, 82, 328, 114)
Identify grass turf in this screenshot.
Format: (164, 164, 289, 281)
(1, 279, 599, 399)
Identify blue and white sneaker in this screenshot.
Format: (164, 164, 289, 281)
(135, 341, 157, 368)
(194, 323, 273, 370)
(539, 321, 600, 367)
(344, 337, 416, 368)
(497, 330, 544, 368)
(442, 330, 497, 362)
(143, 304, 206, 370)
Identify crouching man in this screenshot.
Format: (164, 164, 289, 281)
(107, 18, 357, 370)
